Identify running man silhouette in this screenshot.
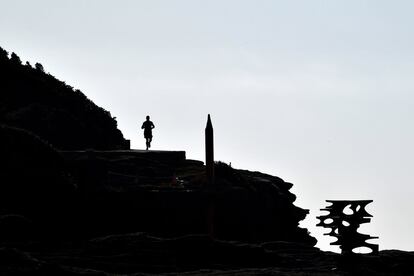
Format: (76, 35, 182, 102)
(141, 115, 155, 150)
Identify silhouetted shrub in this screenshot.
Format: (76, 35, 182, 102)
(10, 52, 21, 64)
(0, 46, 8, 60)
(35, 62, 44, 72)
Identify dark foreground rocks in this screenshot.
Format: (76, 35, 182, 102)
(0, 234, 413, 275)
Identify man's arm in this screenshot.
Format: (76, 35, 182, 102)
(151, 122, 155, 129)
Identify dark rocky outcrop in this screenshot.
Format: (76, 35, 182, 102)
(53, 150, 316, 246)
(0, 46, 127, 150)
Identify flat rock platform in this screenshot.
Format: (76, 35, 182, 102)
(60, 149, 186, 166)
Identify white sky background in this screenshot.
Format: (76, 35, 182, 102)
(1, 0, 414, 252)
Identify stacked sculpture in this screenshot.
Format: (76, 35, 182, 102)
(317, 200, 378, 255)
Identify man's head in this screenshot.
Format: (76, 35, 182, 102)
(146, 115, 150, 121)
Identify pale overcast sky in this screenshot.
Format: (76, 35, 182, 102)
(2, 0, 414, 252)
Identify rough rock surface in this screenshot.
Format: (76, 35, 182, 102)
(55, 150, 316, 245)
(0, 234, 413, 275)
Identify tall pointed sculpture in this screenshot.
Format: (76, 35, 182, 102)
(205, 114, 215, 186)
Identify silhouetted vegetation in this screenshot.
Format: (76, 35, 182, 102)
(35, 62, 44, 72)
(0, 46, 127, 149)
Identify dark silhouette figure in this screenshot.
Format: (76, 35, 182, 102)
(141, 115, 155, 150)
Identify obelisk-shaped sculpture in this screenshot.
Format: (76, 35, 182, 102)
(205, 114, 215, 186)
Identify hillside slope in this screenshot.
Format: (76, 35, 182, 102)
(0, 46, 127, 150)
